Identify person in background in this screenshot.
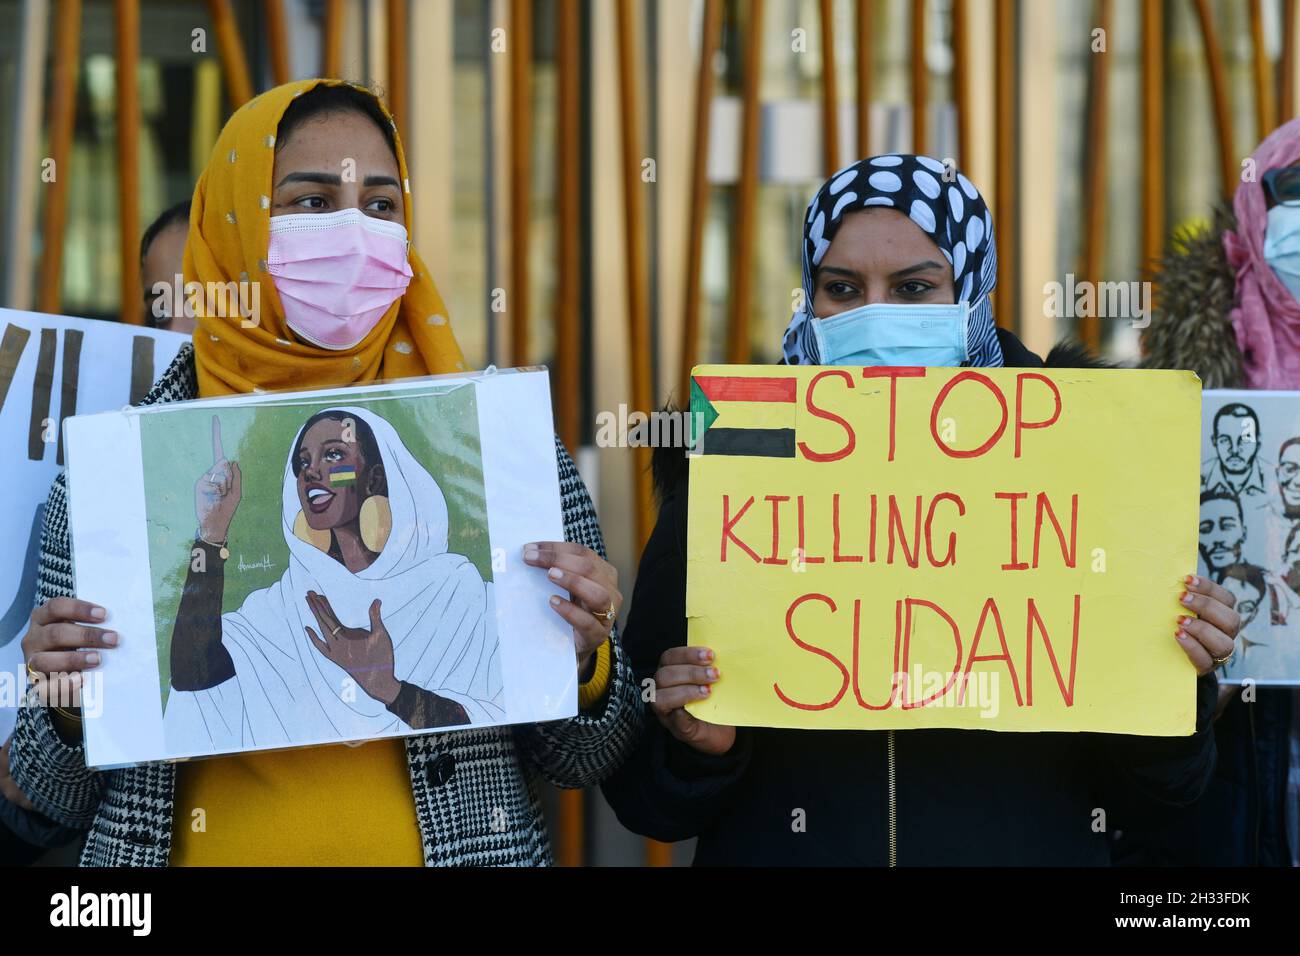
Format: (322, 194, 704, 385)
(140, 199, 196, 334)
(1130, 117, 1300, 867)
(601, 155, 1235, 866)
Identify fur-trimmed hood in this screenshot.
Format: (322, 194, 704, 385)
(1139, 203, 1244, 388)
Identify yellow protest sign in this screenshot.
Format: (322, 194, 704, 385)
(685, 365, 1202, 736)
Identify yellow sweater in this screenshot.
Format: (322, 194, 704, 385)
(169, 640, 613, 866)
(170, 739, 424, 866)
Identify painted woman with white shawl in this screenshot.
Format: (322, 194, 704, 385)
(164, 405, 502, 753)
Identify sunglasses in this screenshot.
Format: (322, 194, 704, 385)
(1263, 165, 1300, 209)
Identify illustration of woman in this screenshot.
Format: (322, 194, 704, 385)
(163, 404, 501, 753)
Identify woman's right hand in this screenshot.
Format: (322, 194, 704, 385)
(22, 597, 116, 710)
(650, 646, 736, 756)
(195, 415, 242, 543)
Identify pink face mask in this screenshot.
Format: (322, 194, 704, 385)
(267, 208, 413, 350)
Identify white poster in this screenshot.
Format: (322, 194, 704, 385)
(1200, 391, 1300, 685)
(63, 368, 576, 768)
(0, 309, 186, 745)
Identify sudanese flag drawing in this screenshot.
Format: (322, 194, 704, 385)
(690, 373, 798, 458)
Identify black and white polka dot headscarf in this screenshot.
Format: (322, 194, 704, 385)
(781, 154, 1005, 368)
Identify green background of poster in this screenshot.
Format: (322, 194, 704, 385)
(139, 384, 489, 704)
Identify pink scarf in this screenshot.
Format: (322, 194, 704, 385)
(1225, 118, 1300, 388)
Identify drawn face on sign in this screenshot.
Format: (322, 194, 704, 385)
(1199, 495, 1245, 574)
(1278, 440, 1300, 510)
(1283, 524, 1300, 594)
(1212, 406, 1259, 479)
(1220, 570, 1264, 630)
(292, 414, 386, 533)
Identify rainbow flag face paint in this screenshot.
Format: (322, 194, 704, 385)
(328, 464, 357, 486)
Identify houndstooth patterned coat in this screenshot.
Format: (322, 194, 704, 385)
(9, 345, 642, 866)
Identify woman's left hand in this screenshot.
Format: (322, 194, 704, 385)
(1176, 574, 1241, 676)
(523, 542, 622, 676)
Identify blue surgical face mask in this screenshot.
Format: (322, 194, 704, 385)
(1263, 202, 1300, 303)
(810, 302, 970, 367)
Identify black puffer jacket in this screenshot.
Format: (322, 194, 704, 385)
(1118, 206, 1297, 867)
(602, 328, 1219, 865)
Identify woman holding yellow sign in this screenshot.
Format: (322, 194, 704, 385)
(602, 156, 1239, 865)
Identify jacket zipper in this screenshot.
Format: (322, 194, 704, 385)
(1248, 703, 1261, 865)
(887, 729, 898, 867)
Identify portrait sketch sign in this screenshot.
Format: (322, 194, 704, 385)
(686, 365, 1202, 736)
(0, 308, 186, 745)
(63, 368, 576, 767)
(1199, 391, 1300, 685)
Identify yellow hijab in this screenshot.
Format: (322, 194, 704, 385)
(184, 78, 465, 397)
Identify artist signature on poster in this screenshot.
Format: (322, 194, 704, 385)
(237, 554, 274, 572)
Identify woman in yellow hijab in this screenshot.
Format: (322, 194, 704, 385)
(187, 79, 463, 394)
(14, 79, 639, 867)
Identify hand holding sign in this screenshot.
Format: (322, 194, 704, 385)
(22, 596, 116, 741)
(651, 645, 735, 755)
(195, 414, 241, 543)
(521, 541, 623, 674)
(1176, 574, 1240, 676)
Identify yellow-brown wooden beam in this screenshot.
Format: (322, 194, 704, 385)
(728, 0, 763, 365)
(678, 0, 723, 405)
(557, 0, 581, 450)
(1192, 0, 1236, 199)
(1282, 0, 1296, 121)
(509, 0, 532, 368)
(1249, 0, 1276, 141)
(857, 0, 873, 158)
(1141, 0, 1165, 283)
(38, 0, 82, 316)
(205, 0, 254, 108)
(323, 0, 344, 78)
(264, 0, 290, 87)
(911, 0, 927, 155)
(952, 0, 969, 165)
(387, 0, 409, 146)
(534, 0, 584, 869)
(819, 0, 840, 175)
(616, 0, 655, 554)
(993, 0, 1014, 330)
(1079, 0, 1111, 353)
(116, 0, 142, 325)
